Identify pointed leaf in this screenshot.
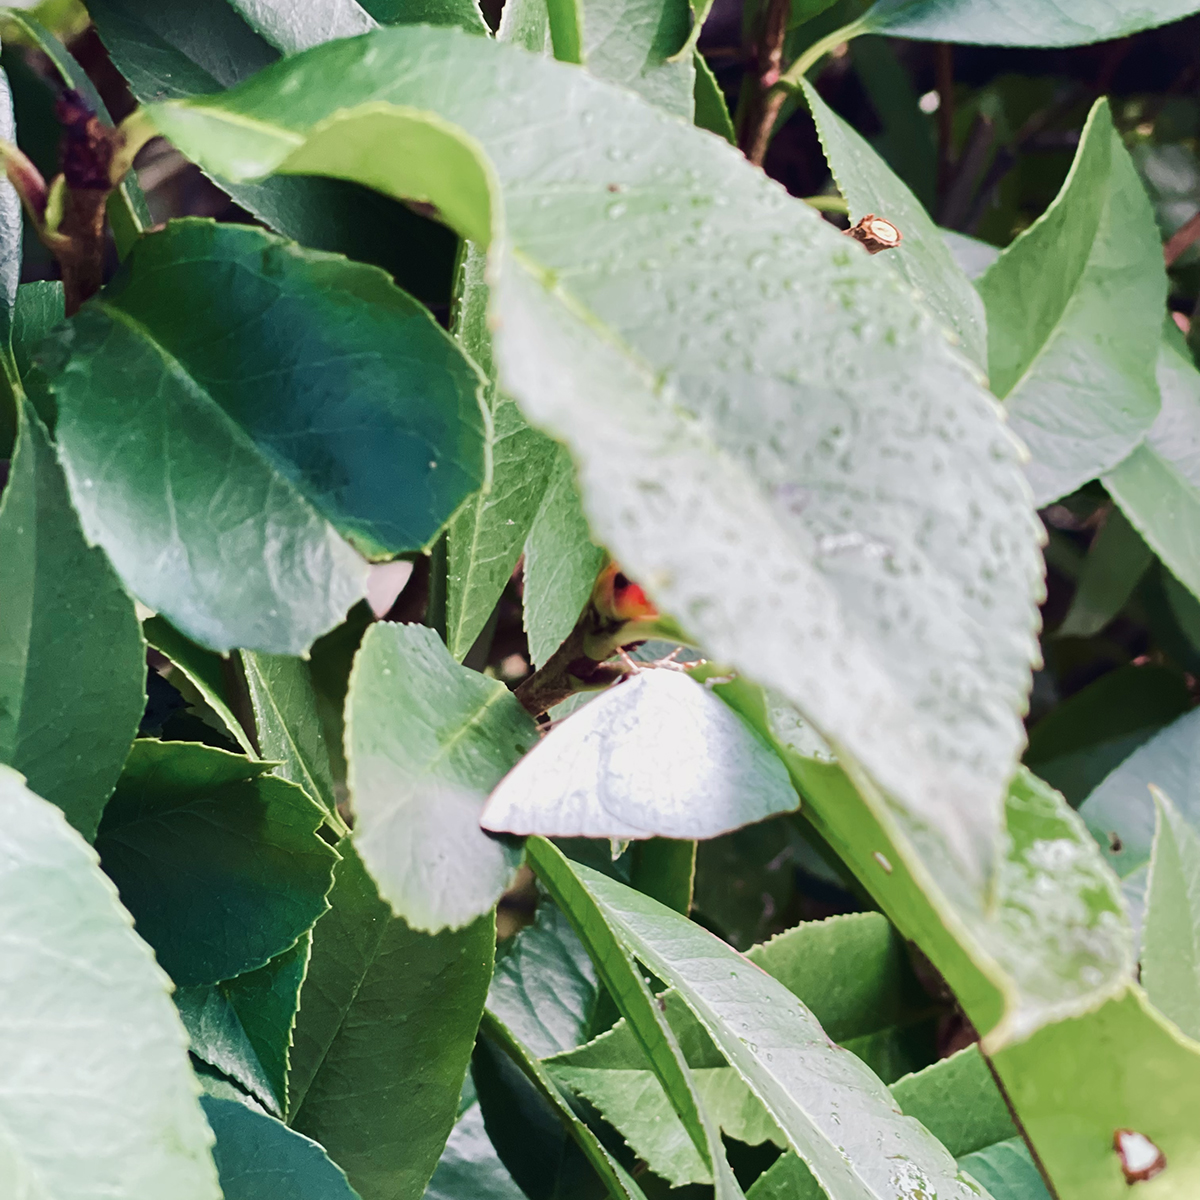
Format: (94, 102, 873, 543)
(346, 622, 538, 931)
(693, 51, 735, 142)
(288, 843, 493, 1200)
(1056, 507, 1153, 639)
(0, 765, 220, 1199)
(200, 1095, 362, 1200)
(95, 740, 338, 985)
(862, 0, 1200, 47)
(976, 99, 1165, 506)
(802, 79, 986, 365)
(46, 220, 487, 654)
(0, 402, 146, 839)
(484, 670, 797, 839)
(145, 22, 1044, 891)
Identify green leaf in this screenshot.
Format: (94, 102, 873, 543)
(0, 64, 19, 380)
(95, 740, 338, 985)
(1026, 664, 1191, 807)
(200, 1095, 362, 1200)
(861, 0, 1200, 47)
(574, 860, 986, 1200)
(46, 220, 487, 654)
(976, 99, 1165, 506)
(0, 765, 220, 1199)
(0, 402, 146, 840)
(802, 79, 986, 366)
(176, 932, 311, 1117)
(143, 616, 255, 756)
(693, 51, 735, 143)
(144, 24, 1044, 892)
(88, 0, 460, 303)
(345, 622, 538, 931)
(446, 244, 560, 661)
(1141, 788, 1200, 1040)
(488, 897, 601, 1059)
(360, 0, 489, 31)
(1105, 323, 1200, 605)
(1056, 507, 1154, 639)
(484, 670, 798, 838)
(223, 0, 375, 51)
(242, 651, 340, 823)
(957, 1140, 1051, 1200)
(10, 282, 64, 432)
(288, 842, 493, 1200)
(424, 1101, 526, 1200)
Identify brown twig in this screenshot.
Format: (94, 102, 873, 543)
(844, 213, 902, 254)
(737, 0, 791, 166)
(1165, 211, 1200, 267)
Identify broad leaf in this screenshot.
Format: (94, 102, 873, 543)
(95, 740, 338, 985)
(1105, 323, 1200, 605)
(802, 79, 986, 365)
(361, 0, 489, 31)
(176, 933, 311, 1117)
(45, 220, 486, 654)
(1141, 789, 1200, 1041)
(0, 765, 220, 1199)
(976, 99, 1165, 506)
(575, 860, 986, 1200)
(143, 617, 255, 755)
(522, 448, 605, 668)
(0, 402, 146, 839)
(346, 622, 538, 931)
(484, 670, 797, 839)
(145, 22, 1044, 893)
(488, 897, 601, 1058)
(424, 1100, 526, 1200)
(288, 843, 493, 1200)
(861, 0, 1200, 47)
(200, 1095, 362, 1200)
(242, 651, 340, 822)
(1056, 507, 1153, 639)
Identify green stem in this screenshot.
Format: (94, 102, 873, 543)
(545, 0, 585, 64)
(777, 17, 868, 91)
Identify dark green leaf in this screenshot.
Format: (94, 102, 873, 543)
(47, 220, 486, 654)
(976, 99, 1165, 506)
(346, 622, 538, 931)
(10, 281, 63, 432)
(0, 401, 146, 839)
(424, 1100, 527, 1200)
(176, 933, 311, 1116)
(0, 765, 220, 1198)
(629, 837, 696, 915)
(803, 78, 986, 364)
(957, 1139, 1051, 1200)
(361, 0, 489, 31)
(288, 843, 493, 1200)
(200, 1094, 362, 1200)
(861, 0, 1200, 47)
(1056, 508, 1153, 639)
(144, 24, 1044, 896)
(693, 52, 735, 143)
(96, 740, 338, 985)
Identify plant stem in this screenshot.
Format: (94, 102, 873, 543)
(776, 18, 867, 92)
(737, 0, 792, 165)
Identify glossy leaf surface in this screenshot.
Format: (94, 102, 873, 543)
(976, 99, 1164, 506)
(288, 843, 493, 1200)
(0, 402, 145, 839)
(95, 740, 337, 985)
(47, 220, 486, 654)
(146, 23, 1044, 894)
(0, 766, 220, 1200)
(483, 669, 797, 839)
(346, 622, 538, 931)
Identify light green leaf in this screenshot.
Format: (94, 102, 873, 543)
(575, 860, 985, 1200)
(942, 229, 999, 280)
(693, 50, 734, 142)
(346, 622, 537, 931)
(522, 448, 605, 668)
(483, 669, 798, 839)
(802, 79, 986, 365)
(200, 1095, 362, 1200)
(288, 843, 493, 1200)
(488, 897, 600, 1059)
(957, 1139, 1051, 1200)
(1142, 788, 1200, 1041)
(0, 765, 220, 1200)
(143, 616, 255, 755)
(1056, 507, 1153, 639)
(423, 1101, 526, 1200)
(46, 220, 486, 654)
(976, 99, 1165, 506)
(95, 740, 338, 986)
(861, 0, 1200, 47)
(176, 932, 311, 1117)
(0, 402, 146, 840)
(446, 244, 560, 661)
(1105, 323, 1200, 605)
(242, 651, 340, 823)
(223, 0, 376, 52)
(145, 23, 1044, 893)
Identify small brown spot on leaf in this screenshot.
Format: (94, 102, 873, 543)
(845, 213, 902, 255)
(1108, 831, 1124, 854)
(607, 183, 623, 193)
(1114, 1129, 1166, 1184)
